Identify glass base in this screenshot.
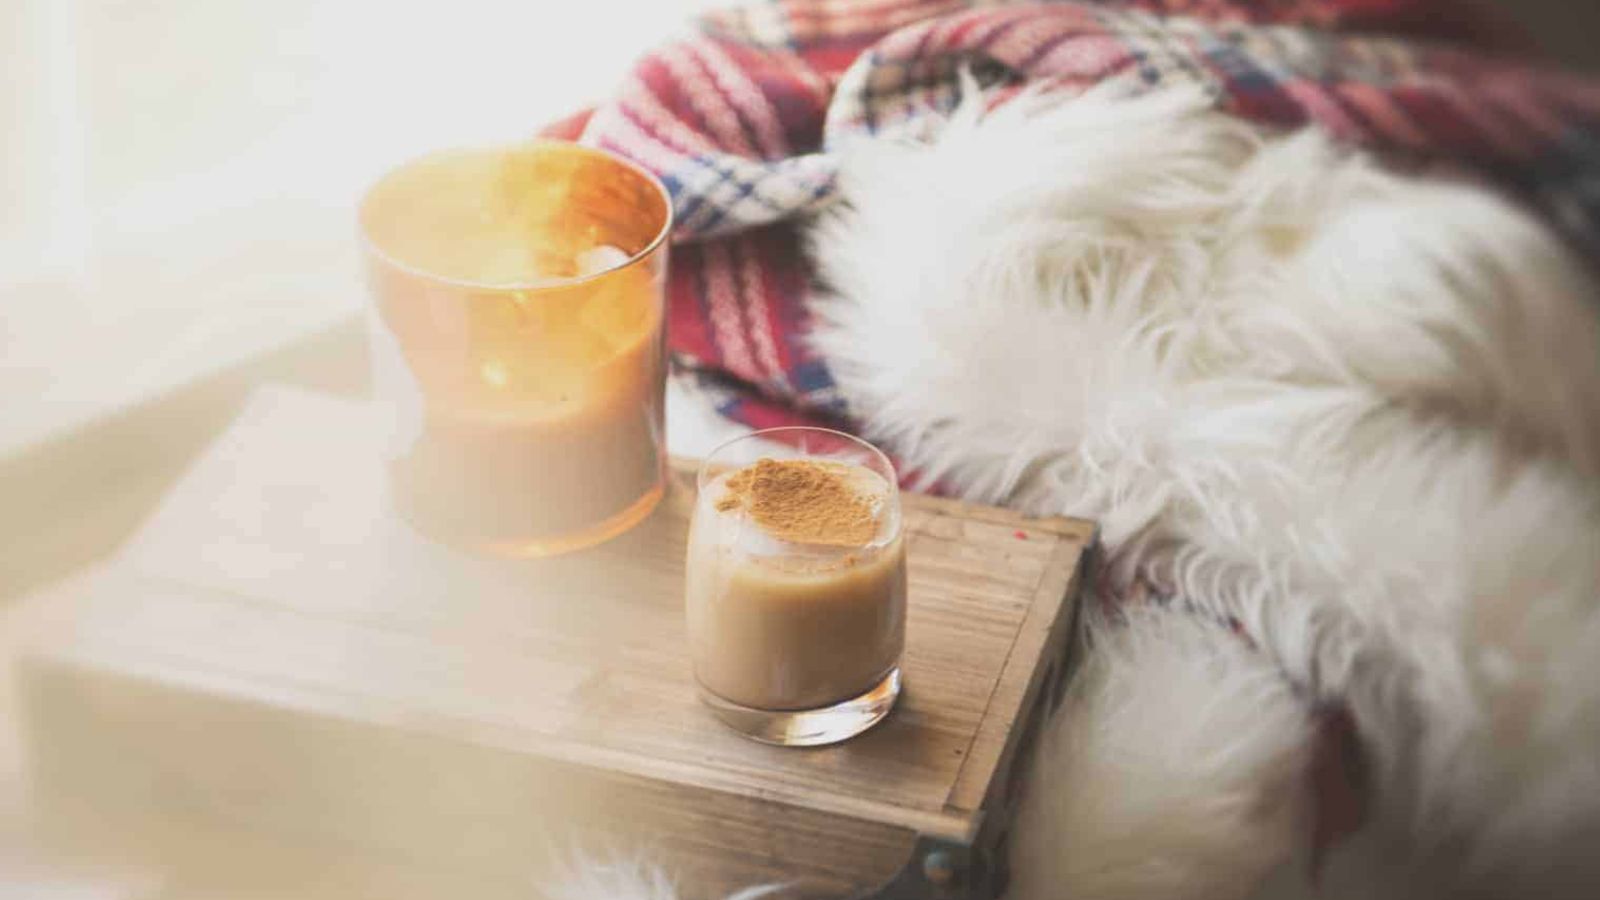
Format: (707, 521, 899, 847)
(699, 668, 901, 747)
(481, 482, 665, 558)
(399, 481, 665, 559)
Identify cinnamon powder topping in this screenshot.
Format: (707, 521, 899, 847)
(714, 458, 881, 547)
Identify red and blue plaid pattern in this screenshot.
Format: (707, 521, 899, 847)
(543, 0, 1600, 437)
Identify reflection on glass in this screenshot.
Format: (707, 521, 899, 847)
(359, 142, 671, 557)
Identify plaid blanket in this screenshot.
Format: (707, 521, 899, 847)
(543, 0, 1600, 439)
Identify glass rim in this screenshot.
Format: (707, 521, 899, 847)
(697, 426, 901, 550)
(356, 139, 674, 292)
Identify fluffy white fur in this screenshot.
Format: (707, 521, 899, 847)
(808, 85, 1600, 898)
(549, 858, 684, 900)
(549, 856, 787, 900)
(1009, 608, 1312, 900)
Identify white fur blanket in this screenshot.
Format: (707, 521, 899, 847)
(797, 87, 1600, 899)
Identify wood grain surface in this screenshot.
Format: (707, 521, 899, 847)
(15, 387, 1095, 897)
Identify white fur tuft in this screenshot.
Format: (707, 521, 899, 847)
(547, 853, 788, 900)
(1009, 608, 1313, 900)
(547, 857, 682, 900)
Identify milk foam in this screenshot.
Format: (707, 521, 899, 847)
(699, 465, 897, 561)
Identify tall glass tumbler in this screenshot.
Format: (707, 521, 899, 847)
(359, 142, 672, 557)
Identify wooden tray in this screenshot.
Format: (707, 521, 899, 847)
(16, 387, 1096, 899)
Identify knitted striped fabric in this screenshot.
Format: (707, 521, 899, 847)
(543, 0, 1600, 440)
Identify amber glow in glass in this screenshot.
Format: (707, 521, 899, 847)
(359, 142, 672, 557)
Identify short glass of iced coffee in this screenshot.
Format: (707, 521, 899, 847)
(688, 428, 905, 746)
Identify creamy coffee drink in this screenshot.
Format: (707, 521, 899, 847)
(687, 457, 906, 712)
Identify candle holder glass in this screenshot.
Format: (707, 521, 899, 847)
(359, 142, 671, 557)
